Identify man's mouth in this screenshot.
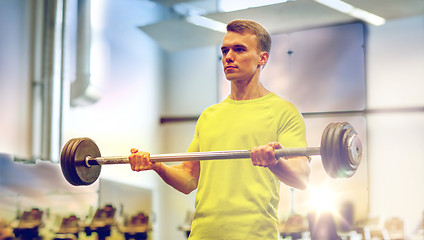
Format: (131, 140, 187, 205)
(225, 66, 236, 70)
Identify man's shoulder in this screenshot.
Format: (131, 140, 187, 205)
(197, 101, 225, 121)
(266, 93, 299, 111)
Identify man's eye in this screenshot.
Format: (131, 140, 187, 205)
(221, 49, 228, 54)
(235, 48, 245, 52)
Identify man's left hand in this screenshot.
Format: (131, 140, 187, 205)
(250, 142, 282, 167)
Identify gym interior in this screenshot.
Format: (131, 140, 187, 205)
(0, 0, 423, 239)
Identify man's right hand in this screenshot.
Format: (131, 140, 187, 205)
(129, 148, 160, 172)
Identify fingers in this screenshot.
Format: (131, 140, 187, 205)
(251, 144, 278, 167)
(129, 149, 152, 172)
(268, 142, 282, 149)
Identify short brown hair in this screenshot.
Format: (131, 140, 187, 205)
(226, 19, 271, 53)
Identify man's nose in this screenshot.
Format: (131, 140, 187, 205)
(225, 50, 234, 63)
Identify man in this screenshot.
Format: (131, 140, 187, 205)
(129, 20, 310, 240)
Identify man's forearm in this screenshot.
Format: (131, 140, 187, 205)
(269, 156, 310, 190)
(154, 163, 199, 194)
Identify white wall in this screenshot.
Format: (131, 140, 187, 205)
(366, 16, 424, 233)
(162, 46, 220, 117)
(367, 16, 424, 110)
(0, 0, 32, 158)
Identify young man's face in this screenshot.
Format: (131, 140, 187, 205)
(221, 31, 267, 82)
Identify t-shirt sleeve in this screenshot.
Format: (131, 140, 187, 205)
(187, 135, 199, 153)
(187, 116, 201, 153)
(277, 102, 308, 149)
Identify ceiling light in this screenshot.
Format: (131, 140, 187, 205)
(314, 0, 353, 13)
(351, 8, 386, 26)
(219, 0, 289, 13)
(314, 0, 386, 26)
(185, 15, 227, 33)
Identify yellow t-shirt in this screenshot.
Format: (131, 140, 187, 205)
(187, 93, 307, 240)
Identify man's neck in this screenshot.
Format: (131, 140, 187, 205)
(229, 77, 271, 100)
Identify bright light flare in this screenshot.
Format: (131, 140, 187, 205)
(309, 186, 337, 214)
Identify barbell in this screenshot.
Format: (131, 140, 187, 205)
(60, 122, 362, 186)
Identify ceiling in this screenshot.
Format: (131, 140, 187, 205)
(139, 0, 424, 52)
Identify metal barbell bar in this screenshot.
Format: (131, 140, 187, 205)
(60, 122, 362, 186)
(85, 147, 321, 166)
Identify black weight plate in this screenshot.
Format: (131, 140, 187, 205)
(337, 122, 361, 178)
(60, 138, 71, 182)
(319, 123, 329, 173)
(341, 128, 357, 177)
(321, 122, 362, 178)
(67, 138, 85, 185)
(337, 123, 359, 178)
(341, 125, 362, 176)
(320, 123, 333, 177)
(73, 138, 101, 185)
(61, 138, 77, 185)
(64, 138, 84, 185)
(331, 122, 346, 178)
(321, 123, 338, 178)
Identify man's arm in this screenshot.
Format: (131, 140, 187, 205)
(129, 148, 200, 194)
(250, 142, 310, 190)
(154, 161, 200, 194)
(268, 156, 310, 190)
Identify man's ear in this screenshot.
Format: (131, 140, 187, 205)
(258, 51, 269, 67)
